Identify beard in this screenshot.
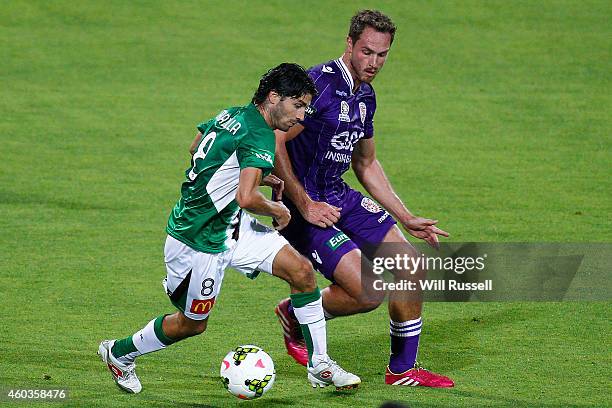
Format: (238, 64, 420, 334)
(271, 104, 295, 131)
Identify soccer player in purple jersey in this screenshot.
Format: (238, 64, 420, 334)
(273, 10, 454, 387)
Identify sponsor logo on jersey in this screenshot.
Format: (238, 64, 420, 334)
(361, 197, 382, 213)
(326, 130, 365, 163)
(322, 65, 335, 73)
(305, 105, 317, 116)
(359, 102, 367, 125)
(311, 250, 322, 264)
(190, 298, 216, 314)
(324, 150, 352, 163)
(326, 232, 350, 250)
(330, 131, 363, 151)
(254, 151, 274, 165)
(338, 101, 350, 122)
(335, 90, 348, 97)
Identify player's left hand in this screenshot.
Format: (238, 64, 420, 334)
(402, 217, 449, 250)
(261, 175, 285, 201)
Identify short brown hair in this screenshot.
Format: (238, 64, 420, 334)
(349, 9, 396, 45)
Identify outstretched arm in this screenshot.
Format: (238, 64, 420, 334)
(273, 125, 341, 228)
(352, 138, 449, 248)
(236, 167, 291, 230)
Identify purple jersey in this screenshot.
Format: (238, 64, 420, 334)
(285, 58, 377, 206)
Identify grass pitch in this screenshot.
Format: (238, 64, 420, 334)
(1, 1, 610, 407)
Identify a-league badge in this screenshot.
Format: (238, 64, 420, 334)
(338, 101, 350, 122)
(359, 102, 367, 124)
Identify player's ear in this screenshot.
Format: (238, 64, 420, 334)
(346, 36, 353, 52)
(267, 91, 281, 106)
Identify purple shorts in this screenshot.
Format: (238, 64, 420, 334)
(281, 189, 397, 281)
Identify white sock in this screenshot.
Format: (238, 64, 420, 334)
(118, 317, 173, 363)
(132, 318, 167, 355)
(113, 315, 177, 364)
(291, 289, 329, 367)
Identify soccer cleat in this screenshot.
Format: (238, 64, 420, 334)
(98, 340, 142, 393)
(308, 357, 361, 390)
(385, 364, 454, 388)
(274, 298, 308, 367)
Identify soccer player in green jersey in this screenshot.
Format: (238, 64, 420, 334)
(98, 63, 360, 394)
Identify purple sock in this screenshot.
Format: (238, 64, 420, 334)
(389, 318, 422, 373)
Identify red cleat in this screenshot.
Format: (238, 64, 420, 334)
(274, 298, 308, 367)
(385, 365, 454, 388)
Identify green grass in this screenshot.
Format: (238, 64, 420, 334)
(1, 1, 610, 407)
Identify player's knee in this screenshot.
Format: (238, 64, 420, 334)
(391, 247, 427, 280)
(190, 320, 207, 335)
(357, 293, 384, 313)
(351, 276, 386, 312)
(178, 313, 208, 336)
(292, 257, 317, 292)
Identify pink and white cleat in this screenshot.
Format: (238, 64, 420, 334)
(385, 364, 454, 388)
(274, 298, 308, 366)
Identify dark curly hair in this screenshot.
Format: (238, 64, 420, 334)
(252, 63, 317, 105)
(349, 9, 396, 45)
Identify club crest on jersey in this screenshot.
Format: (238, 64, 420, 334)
(338, 101, 350, 122)
(361, 197, 382, 213)
(359, 102, 367, 125)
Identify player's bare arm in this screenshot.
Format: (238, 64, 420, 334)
(189, 132, 203, 155)
(236, 167, 291, 230)
(352, 138, 449, 248)
(274, 126, 342, 228)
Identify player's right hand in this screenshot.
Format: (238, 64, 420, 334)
(273, 202, 291, 230)
(302, 200, 342, 228)
(403, 217, 449, 249)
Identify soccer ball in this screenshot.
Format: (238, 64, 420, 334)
(220, 345, 276, 399)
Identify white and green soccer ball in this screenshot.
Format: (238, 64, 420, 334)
(220, 345, 276, 400)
